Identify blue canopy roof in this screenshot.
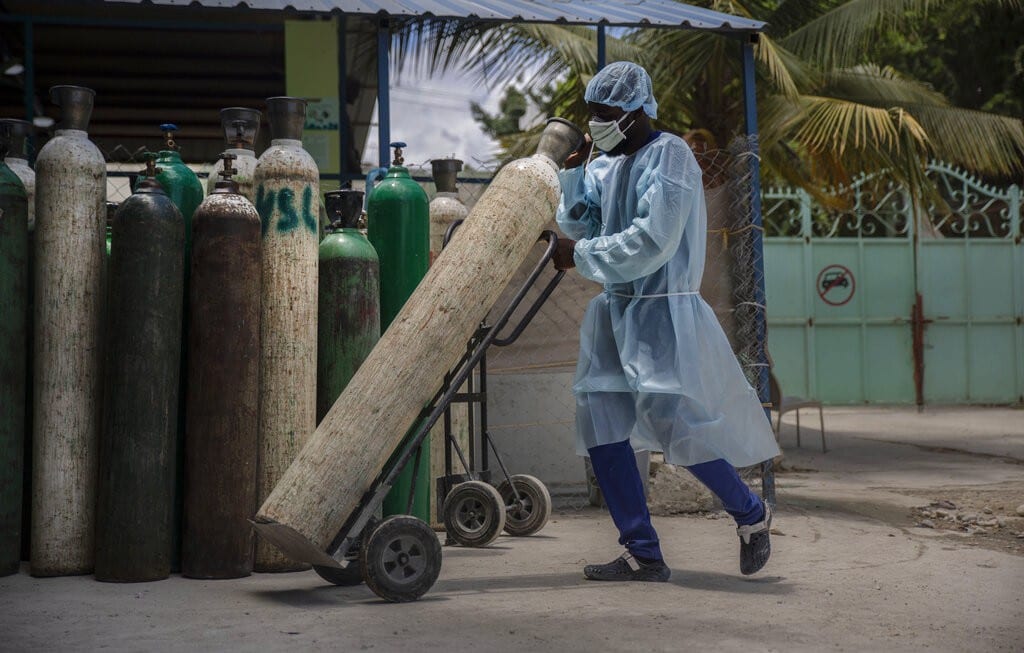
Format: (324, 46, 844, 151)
(107, 0, 765, 32)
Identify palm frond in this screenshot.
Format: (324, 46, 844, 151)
(761, 93, 937, 198)
(779, 0, 929, 71)
(820, 65, 1024, 177)
(392, 18, 643, 91)
(762, 0, 845, 38)
(822, 64, 950, 107)
(780, 0, 1022, 71)
(756, 35, 817, 97)
(905, 105, 1024, 177)
(629, 29, 721, 99)
(794, 95, 930, 156)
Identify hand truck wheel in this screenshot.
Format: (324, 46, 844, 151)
(497, 474, 552, 536)
(360, 515, 442, 603)
(313, 559, 364, 587)
(442, 480, 506, 547)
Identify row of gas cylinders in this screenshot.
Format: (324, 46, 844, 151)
(0, 86, 469, 581)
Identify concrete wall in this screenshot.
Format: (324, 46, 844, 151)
(485, 371, 586, 497)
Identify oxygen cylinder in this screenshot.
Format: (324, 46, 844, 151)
(0, 120, 34, 231)
(31, 85, 106, 576)
(253, 96, 320, 572)
(317, 190, 380, 424)
(183, 153, 262, 579)
(105, 202, 117, 258)
(368, 142, 430, 328)
(150, 124, 204, 571)
(367, 142, 431, 521)
(206, 108, 261, 202)
(151, 124, 203, 265)
(427, 157, 470, 527)
(428, 158, 468, 263)
(0, 118, 35, 565)
(94, 157, 184, 583)
(0, 123, 29, 576)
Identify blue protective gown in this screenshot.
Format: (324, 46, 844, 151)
(556, 132, 780, 468)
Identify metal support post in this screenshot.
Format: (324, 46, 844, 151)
(376, 17, 391, 170)
(596, 24, 606, 70)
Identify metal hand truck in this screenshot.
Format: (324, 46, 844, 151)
(311, 228, 565, 602)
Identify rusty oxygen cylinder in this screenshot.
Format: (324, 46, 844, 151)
(0, 122, 29, 576)
(206, 108, 261, 201)
(183, 153, 262, 579)
(95, 156, 185, 583)
(31, 85, 107, 577)
(316, 190, 380, 424)
(252, 97, 320, 572)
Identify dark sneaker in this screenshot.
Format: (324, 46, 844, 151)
(583, 552, 671, 582)
(737, 502, 773, 575)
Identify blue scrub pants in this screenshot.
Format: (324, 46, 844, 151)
(588, 441, 765, 562)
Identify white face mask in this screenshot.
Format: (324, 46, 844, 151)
(588, 112, 635, 152)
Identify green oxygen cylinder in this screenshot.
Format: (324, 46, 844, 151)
(366, 142, 431, 520)
(0, 118, 34, 565)
(95, 156, 184, 582)
(317, 190, 380, 424)
(149, 124, 203, 572)
(151, 124, 203, 260)
(0, 123, 29, 576)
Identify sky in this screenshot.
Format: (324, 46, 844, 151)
(360, 68, 505, 173)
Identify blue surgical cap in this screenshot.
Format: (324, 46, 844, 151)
(584, 61, 658, 119)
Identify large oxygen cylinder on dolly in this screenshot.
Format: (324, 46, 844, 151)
(183, 153, 262, 579)
(31, 85, 107, 576)
(367, 142, 431, 521)
(427, 158, 470, 527)
(206, 108, 261, 201)
(253, 96, 320, 572)
(316, 190, 380, 424)
(254, 118, 583, 567)
(0, 118, 35, 565)
(0, 123, 29, 576)
(94, 157, 185, 583)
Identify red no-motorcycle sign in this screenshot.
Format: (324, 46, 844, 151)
(816, 264, 855, 306)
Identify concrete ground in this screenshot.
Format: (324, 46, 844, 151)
(3, 406, 1022, 652)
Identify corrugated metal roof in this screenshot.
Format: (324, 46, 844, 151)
(105, 0, 765, 32)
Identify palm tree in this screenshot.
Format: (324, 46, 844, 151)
(394, 0, 1024, 196)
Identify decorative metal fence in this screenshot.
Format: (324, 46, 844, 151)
(763, 162, 1022, 406)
